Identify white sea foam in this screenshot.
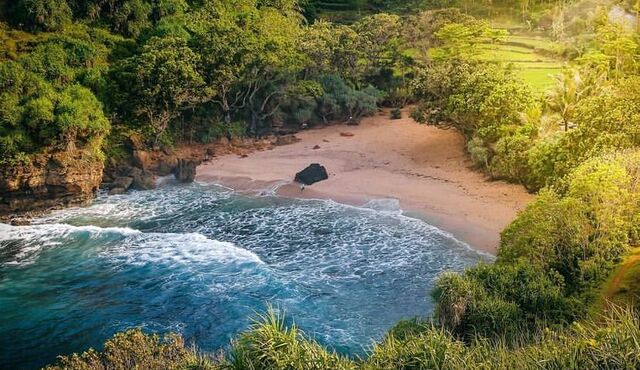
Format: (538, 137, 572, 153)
(105, 231, 264, 266)
(362, 198, 402, 214)
(258, 180, 291, 197)
(0, 223, 263, 267)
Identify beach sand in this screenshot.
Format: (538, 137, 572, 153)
(197, 109, 533, 254)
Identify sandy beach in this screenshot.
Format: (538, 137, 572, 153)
(197, 109, 532, 254)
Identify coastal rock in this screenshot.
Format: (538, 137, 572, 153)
(108, 187, 126, 195)
(128, 167, 156, 190)
(111, 177, 133, 191)
(0, 150, 103, 215)
(132, 150, 150, 170)
(156, 155, 179, 176)
(295, 164, 329, 185)
(9, 216, 32, 226)
(173, 159, 198, 183)
(125, 134, 145, 151)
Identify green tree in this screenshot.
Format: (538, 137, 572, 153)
(352, 13, 402, 80)
(431, 21, 507, 61)
(117, 36, 207, 146)
(191, 0, 303, 134)
(545, 68, 605, 132)
(55, 85, 111, 151)
(11, 0, 72, 31)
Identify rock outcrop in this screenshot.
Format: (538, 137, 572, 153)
(0, 150, 103, 215)
(295, 164, 329, 185)
(173, 159, 198, 183)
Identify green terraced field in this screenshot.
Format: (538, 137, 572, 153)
(479, 34, 565, 93)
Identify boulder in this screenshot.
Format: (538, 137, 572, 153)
(128, 167, 156, 190)
(132, 150, 151, 170)
(173, 159, 197, 183)
(10, 217, 32, 226)
(111, 176, 133, 191)
(156, 155, 178, 176)
(295, 164, 329, 185)
(108, 187, 126, 195)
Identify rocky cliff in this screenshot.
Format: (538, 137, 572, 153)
(0, 150, 103, 215)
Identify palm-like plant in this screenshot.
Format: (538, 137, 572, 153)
(545, 68, 604, 131)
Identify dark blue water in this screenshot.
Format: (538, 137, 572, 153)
(0, 181, 486, 369)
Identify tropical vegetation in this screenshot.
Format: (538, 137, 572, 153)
(2, 0, 640, 368)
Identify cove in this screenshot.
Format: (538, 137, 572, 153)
(0, 182, 486, 369)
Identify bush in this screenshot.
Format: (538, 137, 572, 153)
(390, 108, 402, 120)
(317, 75, 381, 124)
(489, 127, 536, 184)
(433, 261, 577, 340)
(466, 136, 489, 168)
(501, 151, 640, 293)
(44, 306, 640, 370)
(363, 326, 468, 370)
(228, 308, 356, 370)
(43, 329, 216, 370)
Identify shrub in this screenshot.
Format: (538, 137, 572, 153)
(489, 127, 536, 184)
(390, 108, 402, 120)
(466, 136, 489, 168)
(317, 75, 381, 124)
(363, 326, 468, 370)
(433, 261, 577, 340)
(411, 60, 533, 141)
(43, 307, 640, 370)
(228, 308, 356, 370)
(43, 329, 216, 370)
(501, 151, 640, 293)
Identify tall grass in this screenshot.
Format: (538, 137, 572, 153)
(227, 308, 356, 370)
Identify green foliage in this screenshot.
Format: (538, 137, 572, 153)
(43, 329, 217, 370)
(412, 60, 534, 140)
(364, 325, 467, 370)
(489, 125, 536, 182)
(112, 35, 207, 146)
(228, 308, 356, 370)
(433, 261, 576, 339)
(44, 306, 640, 370)
(316, 74, 381, 124)
(0, 48, 109, 161)
(56, 84, 111, 149)
(11, 0, 72, 31)
(496, 150, 640, 308)
(431, 21, 507, 61)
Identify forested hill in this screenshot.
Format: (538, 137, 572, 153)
(0, 0, 390, 213)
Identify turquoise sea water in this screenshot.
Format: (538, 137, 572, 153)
(0, 181, 486, 369)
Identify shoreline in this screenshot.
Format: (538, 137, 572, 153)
(197, 109, 533, 255)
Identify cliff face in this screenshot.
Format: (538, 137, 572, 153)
(0, 150, 103, 215)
